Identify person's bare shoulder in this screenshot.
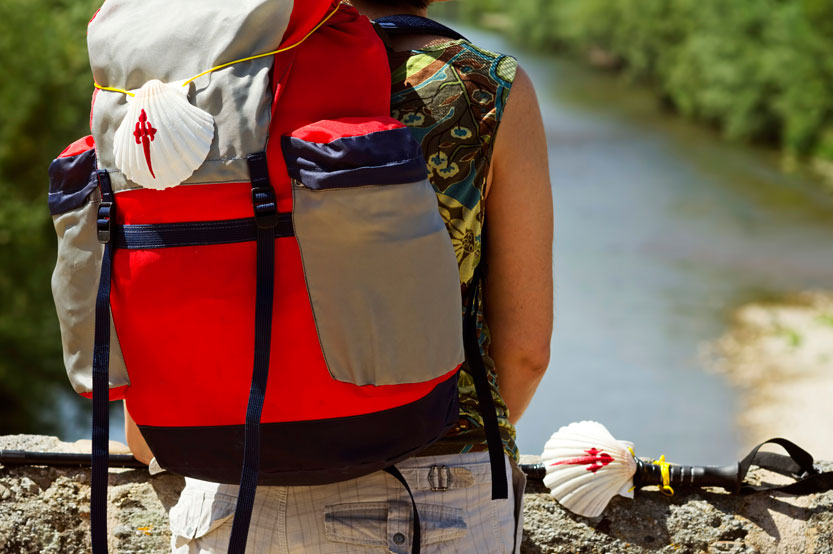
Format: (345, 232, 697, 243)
(484, 63, 553, 423)
(487, 65, 546, 198)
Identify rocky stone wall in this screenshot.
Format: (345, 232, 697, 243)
(1, 436, 831, 553)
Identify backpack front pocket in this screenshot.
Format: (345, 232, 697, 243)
(49, 138, 130, 398)
(283, 117, 464, 387)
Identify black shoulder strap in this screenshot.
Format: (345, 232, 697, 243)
(91, 169, 114, 554)
(739, 438, 833, 495)
(463, 265, 508, 500)
(373, 14, 467, 41)
(226, 153, 280, 554)
(384, 466, 422, 554)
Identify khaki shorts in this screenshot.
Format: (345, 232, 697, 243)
(169, 452, 526, 553)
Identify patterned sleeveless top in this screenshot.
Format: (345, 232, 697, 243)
(387, 39, 520, 461)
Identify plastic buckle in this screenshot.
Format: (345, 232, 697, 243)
(428, 465, 450, 491)
(97, 201, 113, 243)
(251, 186, 278, 229)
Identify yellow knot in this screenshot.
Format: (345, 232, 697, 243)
(652, 455, 675, 496)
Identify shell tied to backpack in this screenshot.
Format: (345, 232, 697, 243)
(49, 0, 463, 490)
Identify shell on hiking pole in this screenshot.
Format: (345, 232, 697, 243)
(113, 79, 215, 189)
(540, 420, 638, 518)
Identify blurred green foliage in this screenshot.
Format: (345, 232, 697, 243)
(0, 0, 100, 434)
(450, 0, 833, 163)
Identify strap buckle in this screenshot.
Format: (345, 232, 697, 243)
(97, 201, 113, 243)
(251, 186, 278, 229)
(428, 464, 450, 491)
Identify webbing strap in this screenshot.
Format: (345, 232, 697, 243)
(227, 153, 278, 554)
(739, 438, 833, 495)
(384, 466, 422, 554)
(91, 169, 114, 554)
(463, 269, 508, 500)
(112, 214, 293, 250)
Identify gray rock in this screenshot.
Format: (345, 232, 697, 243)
(17, 477, 40, 496)
(2, 436, 833, 553)
(1, 435, 184, 553)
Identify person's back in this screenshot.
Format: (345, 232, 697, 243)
(361, 0, 553, 464)
(385, 27, 529, 463)
(351, 3, 554, 551)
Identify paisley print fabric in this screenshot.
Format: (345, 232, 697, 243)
(388, 40, 519, 460)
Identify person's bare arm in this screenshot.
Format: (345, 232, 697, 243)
(124, 401, 153, 465)
(485, 66, 553, 425)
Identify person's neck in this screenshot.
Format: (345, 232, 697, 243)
(346, 1, 428, 20)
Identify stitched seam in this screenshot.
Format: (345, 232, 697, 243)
(288, 156, 421, 173)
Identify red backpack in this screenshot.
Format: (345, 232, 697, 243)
(49, 2, 465, 551)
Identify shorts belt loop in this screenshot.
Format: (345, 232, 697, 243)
(428, 465, 450, 491)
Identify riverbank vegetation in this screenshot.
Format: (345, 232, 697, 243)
(442, 0, 833, 180)
(0, 0, 100, 434)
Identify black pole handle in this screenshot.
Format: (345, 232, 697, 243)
(0, 450, 146, 468)
(632, 458, 740, 493)
(520, 463, 546, 481)
(524, 436, 831, 499)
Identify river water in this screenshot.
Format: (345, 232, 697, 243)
(60, 23, 833, 468)
(452, 25, 833, 465)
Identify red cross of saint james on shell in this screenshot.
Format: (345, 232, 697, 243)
(133, 109, 158, 179)
(551, 448, 615, 473)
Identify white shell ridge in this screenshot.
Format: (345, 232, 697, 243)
(113, 79, 214, 189)
(540, 421, 637, 518)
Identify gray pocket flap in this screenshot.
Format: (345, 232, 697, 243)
(324, 501, 467, 550)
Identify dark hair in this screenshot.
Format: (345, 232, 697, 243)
(359, 0, 431, 9)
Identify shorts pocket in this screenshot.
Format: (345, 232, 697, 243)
(323, 501, 389, 547)
(283, 117, 464, 387)
(509, 458, 527, 554)
(168, 488, 236, 548)
(324, 501, 466, 551)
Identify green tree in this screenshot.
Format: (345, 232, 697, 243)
(0, 0, 101, 434)
(471, 0, 833, 165)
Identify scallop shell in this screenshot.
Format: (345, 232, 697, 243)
(540, 420, 637, 518)
(113, 79, 214, 189)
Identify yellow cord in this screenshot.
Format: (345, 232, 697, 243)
(94, 3, 340, 96)
(653, 455, 675, 496)
(181, 4, 340, 86)
(95, 84, 136, 97)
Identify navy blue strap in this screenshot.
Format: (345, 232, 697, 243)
(464, 268, 508, 500)
(373, 14, 467, 41)
(91, 169, 114, 554)
(384, 466, 421, 554)
(227, 153, 278, 554)
(112, 215, 293, 250)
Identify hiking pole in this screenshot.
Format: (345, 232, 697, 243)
(0, 450, 146, 469)
(533, 421, 833, 518)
